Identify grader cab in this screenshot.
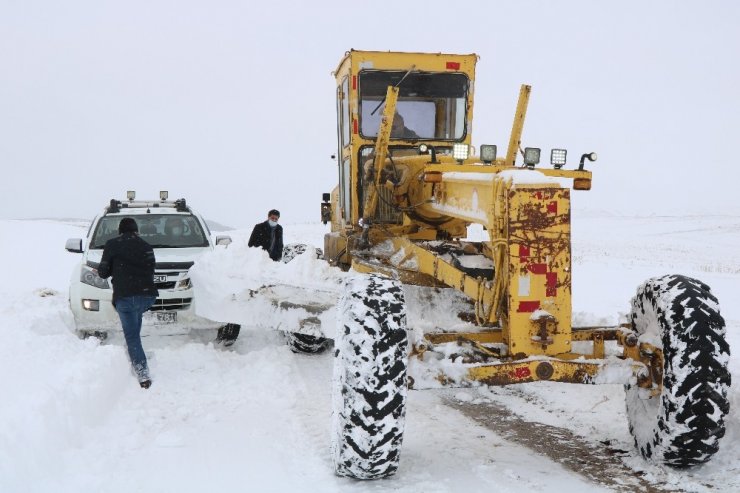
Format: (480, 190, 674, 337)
(321, 50, 730, 480)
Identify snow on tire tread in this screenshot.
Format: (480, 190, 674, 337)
(331, 274, 408, 479)
(626, 274, 731, 467)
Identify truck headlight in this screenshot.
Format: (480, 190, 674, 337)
(80, 265, 110, 289)
(176, 277, 192, 290)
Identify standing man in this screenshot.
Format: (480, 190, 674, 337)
(248, 209, 283, 261)
(98, 217, 159, 389)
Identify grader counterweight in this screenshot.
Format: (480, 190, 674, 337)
(321, 50, 730, 480)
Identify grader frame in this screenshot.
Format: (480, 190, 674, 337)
(323, 50, 658, 392)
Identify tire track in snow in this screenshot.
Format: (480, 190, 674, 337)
(441, 393, 683, 493)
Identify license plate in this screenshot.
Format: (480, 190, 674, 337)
(156, 311, 177, 323)
(154, 274, 168, 283)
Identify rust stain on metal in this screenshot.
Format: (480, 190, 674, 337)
(509, 189, 572, 295)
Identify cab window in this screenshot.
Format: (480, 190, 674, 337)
(359, 71, 469, 141)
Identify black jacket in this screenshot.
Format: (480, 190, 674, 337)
(98, 232, 158, 305)
(248, 221, 283, 261)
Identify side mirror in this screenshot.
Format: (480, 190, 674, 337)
(65, 238, 83, 253)
(215, 236, 232, 246)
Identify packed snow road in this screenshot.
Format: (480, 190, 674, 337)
(1, 215, 738, 492)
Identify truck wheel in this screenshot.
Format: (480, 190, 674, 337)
(331, 274, 408, 479)
(286, 332, 327, 354)
(626, 275, 730, 467)
(216, 323, 241, 347)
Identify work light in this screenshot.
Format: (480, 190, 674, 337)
(550, 149, 567, 168)
(127, 190, 136, 201)
(480, 145, 497, 164)
(160, 191, 169, 201)
(523, 147, 541, 168)
(578, 152, 598, 170)
(453, 143, 469, 162)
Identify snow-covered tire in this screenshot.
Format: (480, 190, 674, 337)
(331, 274, 408, 479)
(286, 332, 327, 354)
(626, 274, 730, 467)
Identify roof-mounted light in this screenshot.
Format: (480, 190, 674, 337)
(550, 149, 567, 169)
(480, 144, 497, 164)
(160, 191, 168, 201)
(453, 143, 469, 163)
(126, 191, 136, 201)
(523, 147, 541, 168)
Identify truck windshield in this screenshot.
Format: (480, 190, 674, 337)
(89, 215, 209, 249)
(359, 71, 469, 141)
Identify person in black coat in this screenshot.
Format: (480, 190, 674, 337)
(98, 217, 159, 389)
(248, 209, 283, 261)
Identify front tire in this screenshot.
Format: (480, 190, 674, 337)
(626, 275, 730, 467)
(331, 274, 408, 479)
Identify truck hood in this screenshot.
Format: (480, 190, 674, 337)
(85, 247, 212, 268)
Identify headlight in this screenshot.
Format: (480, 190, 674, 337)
(176, 277, 192, 290)
(80, 265, 110, 289)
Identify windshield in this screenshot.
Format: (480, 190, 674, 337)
(359, 71, 469, 141)
(89, 214, 209, 249)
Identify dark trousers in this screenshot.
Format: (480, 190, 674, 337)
(115, 295, 156, 381)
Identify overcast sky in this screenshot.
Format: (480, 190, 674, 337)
(2, 1, 739, 228)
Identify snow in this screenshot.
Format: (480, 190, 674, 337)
(1, 212, 739, 492)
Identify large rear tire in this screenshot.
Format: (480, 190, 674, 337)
(626, 275, 730, 467)
(331, 274, 408, 479)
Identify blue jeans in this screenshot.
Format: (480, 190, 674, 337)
(115, 295, 156, 381)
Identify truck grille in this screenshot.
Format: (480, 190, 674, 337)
(150, 298, 192, 311)
(155, 281, 177, 289)
(373, 187, 403, 224)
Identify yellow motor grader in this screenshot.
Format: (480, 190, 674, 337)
(321, 50, 730, 480)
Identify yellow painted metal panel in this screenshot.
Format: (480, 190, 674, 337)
(505, 186, 572, 356)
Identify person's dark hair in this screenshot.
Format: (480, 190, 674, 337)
(118, 217, 139, 234)
(268, 209, 280, 218)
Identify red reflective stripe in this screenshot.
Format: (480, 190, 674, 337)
(446, 61, 460, 70)
(353, 119, 358, 134)
(518, 301, 540, 312)
(519, 244, 530, 260)
(529, 263, 547, 275)
(547, 201, 558, 214)
(352, 75, 357, 90)
(546, 272, 558, 297)
(510, 367, 531, 379)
